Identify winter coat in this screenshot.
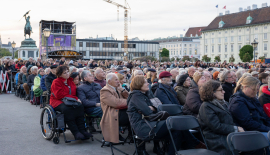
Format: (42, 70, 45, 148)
(229, 90, 270, 132)
(22, 73, 28, 84)
(198, 101, 235, 155)
(222, 82, 235, 102)
(26, 62, 35, 68)
(40, 75, 47, 91)
(127, 90, 164, 141)
(182, 84, 202, 117)
(50, 77, 78, 108)
(45, 72, 57, 94)
(100, 85, 129, 143)
(18, 73, 24, 85)
(94, 77, 106, 88)
(33, 76, 41, 91)
(151, 83, 159, 94)
(147, 78, 152, 85)
(154, 83, 180, 105)
(15, 63, 25, 70)
(27, 74, 36, 88)
(174, 85, 189, 105)
(77, 81, 102, 109)
(258, 86, 270, 106)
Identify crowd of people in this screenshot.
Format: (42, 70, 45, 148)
(1, 56, 270, 155)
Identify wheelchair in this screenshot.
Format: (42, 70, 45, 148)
(40, 105, 93, 144)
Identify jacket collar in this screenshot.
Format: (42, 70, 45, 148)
(83, 81, 95, 85)
(58, 77, 68, 83)
(262, 86, 270, 95)
(94, 77, 104, 82)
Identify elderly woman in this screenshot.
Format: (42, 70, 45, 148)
(174, 74, 191, 105)
(198, 80, 244, 155)
(229, 76, 270, 143)
(50, 65, 92, 140)
(33, 68, 45, 105)
(127, 75, 204, 155)
(117, 73, 129, 92)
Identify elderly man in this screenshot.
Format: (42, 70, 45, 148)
(94, 68, 106, 88)
(17, 66, 27, 94)
(251, 71, 259, 79)
(41, 68, 51, 93)
(100, 73, 129, 143)
(77, 70, 103, 118)
(154, 71, 180, 105)
(220, 70, 235, 102)
(45, 65, 58, 95)
(26, 57, 35, 67)
(28, 66, 38, 103)
(188, 66, 196, 79)
(170, 68, 179, 87)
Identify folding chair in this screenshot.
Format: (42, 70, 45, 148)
(227, 131, 269, 155)
(166, 116, 219, 155)
(157, 104, 183, 116)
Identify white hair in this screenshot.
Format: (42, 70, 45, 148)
(106, 73, 118, 83)
(77, 68, 84, 72)
(179, 70, 188, 76)
(69, 66, 75, 74)
(81, 70, 90, 81)
(31, 66, 38, 72)
(134, 70, 143, 76)
(45, 68, 51, 74)
(95, 68, 103, 76)
(166, 68, 171, 72)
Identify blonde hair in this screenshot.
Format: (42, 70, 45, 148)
(234, 76, 260, 94)
(116, 73, 125, 81)
(146, 71, 151, 79)
(259, 84, 268, 97)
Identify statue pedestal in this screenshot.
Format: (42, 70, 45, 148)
(18, 38, 39, 60)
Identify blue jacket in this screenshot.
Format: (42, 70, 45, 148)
(154, 83, 180, 105)
(41, 75, 47, 91)
(77, 81, 102, 109)
(229, 90, 270, 132)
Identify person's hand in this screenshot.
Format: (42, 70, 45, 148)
(238, 127, 245, 132)
(77, 99, 81, 103)
(148, 106, 155, 111)
(96, 103, 101, 107)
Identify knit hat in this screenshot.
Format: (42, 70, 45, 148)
(159, 71, 172, 79)
(193, 72, 203, 84)
(213, 71, 220, 80)
(178, 74, 189, 86)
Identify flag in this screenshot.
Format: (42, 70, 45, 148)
(198, 28, 201, 32)
(223, 6, 226, 9)
(216, 5, 218, 8)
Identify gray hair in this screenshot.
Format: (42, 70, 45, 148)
(69, 66, 75, 74)
(179, 70, 188, 77)
(157, 71, 163, 79)
(95, 68, 103, 76)
(45, 68, 51, 74)
(81, 70, 90, 81)
(235, 69, 244, 80)
(106, 73, 118, 83)
(77, 68, 84, 73)
(31, 66, 38, 72)
(134, 70, 143, 76)
(219, 70, 231, 83)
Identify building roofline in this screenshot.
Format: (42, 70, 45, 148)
(76, 39, 159, 44)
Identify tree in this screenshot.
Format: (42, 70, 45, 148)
(14, 50, 19, 59)
(239, 45, 253, 62)
(242, 53, 252, 62)
(214, 55, 221, 62)
(202, 55, 211, 62)
(161, 57, 170, 62)
(259, 56, 266, 62)
(229, 55, 235, 63)
(0, 48, 12, 58)
(161, 48, 169, 57)
(170, 57, 180, 61)
(182, 56, 191, 62)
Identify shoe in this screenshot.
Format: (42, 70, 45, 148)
(30, 100, 33, 104)
(119, 134, 125, 143)
(137, 150, 150, 155)
(74, 132, 86, 140)
(81, 131, 93, 139)
(195, 141, 207, 149)
(153, 145, 165, 155)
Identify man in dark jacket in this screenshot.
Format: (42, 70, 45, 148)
(94, 68, 106, 88)
(25, 57, 36, 67)
(77, 70, 103, 118)
(259, 79, 270, 106)
(154, 71, 180, 105)
(59, 57, 65, 65)
(45, 65, 57, 94)
(220, 70, 235, 102)
(28, 66, 37, 102)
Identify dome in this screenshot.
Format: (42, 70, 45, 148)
(219, 19, 225, 28)
(246, 14, 253, 24)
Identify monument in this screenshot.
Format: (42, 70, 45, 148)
(18, 11, 39, 60)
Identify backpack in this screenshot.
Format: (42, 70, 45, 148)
(263, 103, 270, 118)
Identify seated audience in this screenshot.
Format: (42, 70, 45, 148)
(50, 65, 92, 140)
(198, 80, 244, 155)
(70, 72, 81, 87)
(170, 68, 179, 87)
(174, 74, 191, 105)
(45, 65, 58, 95)
(220, 70, 235, 102)
(259, 78, 270, 106)
(259, 73, 269, 86)
(94, 68, 106, 88)
(117, 73, 129, 92)
(182, 71, 207, 117)
(28, 66, 38, 103)
(100, 73, 129, 143)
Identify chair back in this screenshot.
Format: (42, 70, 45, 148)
(166, 115, 199, 131)
(158, 104, 183, 116)
(227, 131, 269, 155)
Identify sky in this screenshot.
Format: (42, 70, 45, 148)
(0, 0, 268, 47)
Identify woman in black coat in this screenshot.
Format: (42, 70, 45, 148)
(198, 80, 244, 155)
(127, 76, 202, 155)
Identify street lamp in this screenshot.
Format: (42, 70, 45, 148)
(251, 39, 258, 63)
(255, 52, 258, 63)
(11, 41, 16, 59)
(159, 47, 163, 63)
(43, 28, 51, 59)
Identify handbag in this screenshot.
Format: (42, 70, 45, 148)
(150, 97, 162, 109)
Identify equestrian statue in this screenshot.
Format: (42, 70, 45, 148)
(22, 10, 33, 39)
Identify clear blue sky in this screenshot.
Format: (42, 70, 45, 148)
(0, 0, 267, 46)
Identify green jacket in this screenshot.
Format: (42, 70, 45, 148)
(33, 76, 41, 91)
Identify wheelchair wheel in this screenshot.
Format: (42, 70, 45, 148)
(40, 106, 55, 140)
(53, 137, 59, 144)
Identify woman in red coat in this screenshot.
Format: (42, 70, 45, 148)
(50, 65, 92, 140)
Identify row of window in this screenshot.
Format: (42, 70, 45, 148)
(205, 43, 268, 53)
(164, 44, 198, 48)
(206, 26, 268, 36)
(22, 51, 38, 58)
(79, 42, 137, 48)
(209, 53, 268, 59)
(205, 33, 268, 44)
(170, 49, 198, 55)
(81, 51, 155, 57)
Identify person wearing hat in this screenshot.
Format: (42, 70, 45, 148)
(182, 71, 207, 117)
(251, 71, 259, 79)
(154, 71, 180, 105)
(174, 74, 191, 105)
(45, 65, 58, 95)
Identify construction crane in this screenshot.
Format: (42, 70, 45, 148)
(103, 0, 131, 60)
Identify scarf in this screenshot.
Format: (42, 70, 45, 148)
(211, 99, 226, 111)
(38, 74, 42, 78)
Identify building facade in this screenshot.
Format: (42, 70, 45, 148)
(76, 39, 159, 60)
(201, 3, 270, 62)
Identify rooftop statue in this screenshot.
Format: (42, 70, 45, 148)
(23, 10, 33, 39)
